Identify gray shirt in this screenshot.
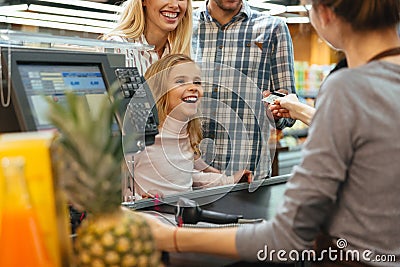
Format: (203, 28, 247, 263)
(236, 61, 400, 266)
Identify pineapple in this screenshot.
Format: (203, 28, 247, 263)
(47, 91, 162, 267)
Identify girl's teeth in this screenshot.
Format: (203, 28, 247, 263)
(183, 97, 197, 103)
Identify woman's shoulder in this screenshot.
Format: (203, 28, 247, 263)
(317, 61, 399, 111)
(322, 62, 398, 94)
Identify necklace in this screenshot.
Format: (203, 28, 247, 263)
(367, 47, 400, 62)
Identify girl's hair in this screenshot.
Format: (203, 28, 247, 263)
(102, 0, 192, 56)
(309, 0, 400, 31)
(144, 54, 202, 154)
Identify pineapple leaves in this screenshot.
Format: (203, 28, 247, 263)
(46, 90, 124, 213)
(47, 91, 122, 172)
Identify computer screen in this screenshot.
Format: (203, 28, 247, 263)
(0, 48, 123, 133)
(17, 63, 108, 130)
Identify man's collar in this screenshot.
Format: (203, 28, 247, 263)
(198, 0, 252, 22)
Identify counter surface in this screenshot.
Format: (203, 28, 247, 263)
(127, 175, 300, 267)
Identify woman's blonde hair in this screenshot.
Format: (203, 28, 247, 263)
(102, 0, 192, 56)
(144, 54, 202, 154)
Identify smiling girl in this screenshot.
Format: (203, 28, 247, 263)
(133, 54, 252, 198)
(102, 0, 192, 74)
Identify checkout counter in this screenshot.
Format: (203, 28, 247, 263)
(124, 174, 304, 267)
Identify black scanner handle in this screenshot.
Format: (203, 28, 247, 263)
(175, 197, 243, 225)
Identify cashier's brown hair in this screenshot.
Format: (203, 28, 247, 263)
(144, 54, 202, 155)
(307, 0, 400, 31)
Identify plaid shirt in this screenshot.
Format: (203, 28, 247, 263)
(193, 1, 296, 179)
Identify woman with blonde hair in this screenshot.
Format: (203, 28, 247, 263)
(102, 0, 192, 74)
(133, 54, 252, 198)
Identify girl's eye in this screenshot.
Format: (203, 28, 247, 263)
(193, 81, 202, 85)
(175, 79, 186, 84)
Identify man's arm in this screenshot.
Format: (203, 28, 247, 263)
(270, 19, 296, 129)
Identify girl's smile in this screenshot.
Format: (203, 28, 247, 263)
(165, 62, 203, 121)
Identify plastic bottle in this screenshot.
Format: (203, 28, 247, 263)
(0, 157, 54, 267)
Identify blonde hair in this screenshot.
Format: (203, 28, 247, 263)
(144, 54, 202, 154)
(102, 0, 192, 56)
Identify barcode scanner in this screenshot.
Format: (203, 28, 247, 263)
(175, 197, 243, 225)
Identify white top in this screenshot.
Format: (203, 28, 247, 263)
(106, 34, 170, 75)
(133, 116, 234, 198)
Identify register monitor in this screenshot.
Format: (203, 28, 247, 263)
(0, 48, 123, 133)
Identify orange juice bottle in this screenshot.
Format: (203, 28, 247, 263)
(0, 157, 54, 267)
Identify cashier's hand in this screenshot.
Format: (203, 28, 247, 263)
(141, 213, 176, 252)
(271, 94, 300, 119)
(263, 89, 288, 121)
(233, 169, 253, 184)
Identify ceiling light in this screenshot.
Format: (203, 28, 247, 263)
(0, 10, 116, 29)
(286, 5, 310, 13)
(0, 16, 109, 34)
(28, 4, 118, 21)
(248, 0, 287, 15)
(36, 0, 122, 12)
(0, 4, 28, 12)
(286, 17, 310, 24)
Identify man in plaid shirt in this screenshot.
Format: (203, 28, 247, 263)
(192, 0, 296, 179)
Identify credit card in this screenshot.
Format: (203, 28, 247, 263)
(261, 91, 286, 104)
